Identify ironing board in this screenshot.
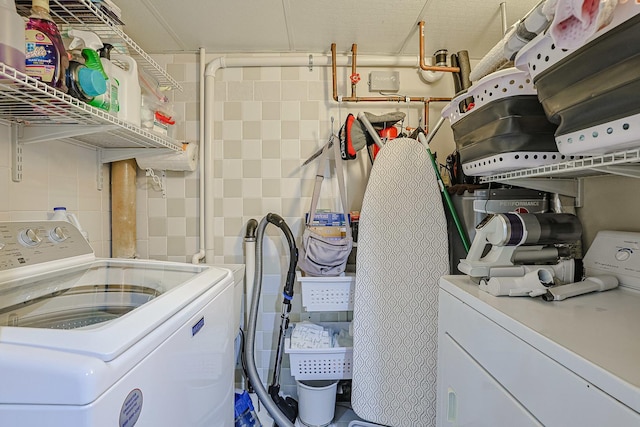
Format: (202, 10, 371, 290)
(351, 137, 449, 427)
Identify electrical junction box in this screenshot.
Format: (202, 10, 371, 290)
(369, 71, 400, 91)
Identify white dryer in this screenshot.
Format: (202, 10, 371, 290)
(0, 220, 237, 427)
(437, 231, 640, 426)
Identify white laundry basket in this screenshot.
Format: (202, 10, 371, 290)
(285, 322, 353, 380)
(296, 380, 338, 427)
(296, 271, 355, 311)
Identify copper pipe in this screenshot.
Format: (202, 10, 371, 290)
(329, 44, 451, 125)
(418, 21, 460, 73)
(351, 44, 358, 98)
(332, 43, 338, 101)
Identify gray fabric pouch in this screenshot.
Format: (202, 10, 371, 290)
(298, 134, 353, 277)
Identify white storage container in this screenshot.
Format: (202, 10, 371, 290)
(296, 270, 355, 312)
(285, 321, 353, 380)
(514, 1, 640, 81)
(441, 68, 564, 176)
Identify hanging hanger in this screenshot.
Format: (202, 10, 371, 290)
(302, 117, 337, 166)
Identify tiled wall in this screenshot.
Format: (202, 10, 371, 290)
(134, 52, 457, 396)
(0, 129, 111, 257)
(135, 53, 456, 265)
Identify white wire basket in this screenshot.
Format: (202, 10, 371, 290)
(285, 322, 353, 381)
(296, 270, 355, 312)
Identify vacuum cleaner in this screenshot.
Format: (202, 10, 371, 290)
(244, 213, 298, 427)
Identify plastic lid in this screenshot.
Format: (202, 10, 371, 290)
(99, 43, 114, 60)
(234, 391, 255, 418)
(77, 68, 107, 97)
(32, 0, 49, 11)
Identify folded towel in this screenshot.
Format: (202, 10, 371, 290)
(290, 322, 353, 349)
(290, 322, 332, 349)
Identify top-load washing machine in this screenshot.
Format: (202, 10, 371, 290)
(0, 220, 238, 427)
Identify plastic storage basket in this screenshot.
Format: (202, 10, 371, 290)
(285, 322, 353, 381)
(296, 270, 355, 312)
(514, 1, 640, 81)
(442, 68, 563, 176)
(514, 2, 640, 156)
(286, 343, 353, 380)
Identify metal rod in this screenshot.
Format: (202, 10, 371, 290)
(500, 2, 508, 34)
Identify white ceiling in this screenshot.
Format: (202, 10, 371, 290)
(116, 0, 539, 59)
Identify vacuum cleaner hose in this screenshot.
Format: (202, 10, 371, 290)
(245, 214, 296, 427)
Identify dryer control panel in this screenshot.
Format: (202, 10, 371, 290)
(0, 221, 93, 271)
(584, 231, 640, 291)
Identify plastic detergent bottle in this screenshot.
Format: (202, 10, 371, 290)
(51, 207, 89, 241)
(94, 43, 119, 114)
(0, 0, 26, 72)
(25, 0, 69, 92)
(111, 53, 142, 127)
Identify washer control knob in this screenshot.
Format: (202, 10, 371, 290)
(19, 228, 41, 247)
(615, 248, 632, 261)
(50, 226, 68, 243)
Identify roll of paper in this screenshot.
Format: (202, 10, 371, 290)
(135, 143, 198, 171)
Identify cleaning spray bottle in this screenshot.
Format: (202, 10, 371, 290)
(66, 29, 108, 79)
(66, 29, 113, 111)
(111, 53, 141, 127)
(0, 0, 26, 72)
(25, 0, 69, 92)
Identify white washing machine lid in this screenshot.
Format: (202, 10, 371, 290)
(0, 258, 231, 361)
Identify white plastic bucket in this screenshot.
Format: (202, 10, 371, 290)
(296, 380, 338, 427)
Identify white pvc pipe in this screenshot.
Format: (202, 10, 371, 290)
(419, 57, 445, 83)
(244, 238, 255, 327)
(204, 53, 429, 76)
(202, 52, 436, 261)
(192, 47, 206, 264)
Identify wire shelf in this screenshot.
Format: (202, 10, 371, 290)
(0, 63, 181, 150)
(481, 148, 640, 183)
(15, 0, 182, 91)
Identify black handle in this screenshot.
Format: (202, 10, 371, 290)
(266, 213, 298, 300)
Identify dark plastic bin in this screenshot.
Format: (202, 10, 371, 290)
(450, 95, 558, 164)
(534, 13, 640, 136)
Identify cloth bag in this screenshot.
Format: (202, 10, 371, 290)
(298, 135, 353, 276)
